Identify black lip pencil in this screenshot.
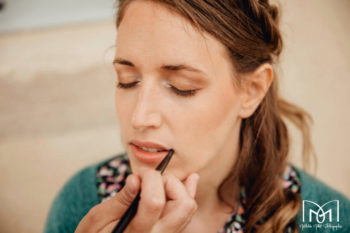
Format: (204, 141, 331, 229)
(112, 149, 174, 233)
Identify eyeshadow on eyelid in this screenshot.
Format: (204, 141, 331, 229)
(115, 66, 209, 86)
(168, 75, 208, 87)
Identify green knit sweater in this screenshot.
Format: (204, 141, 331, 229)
(44, 154, 350, 233)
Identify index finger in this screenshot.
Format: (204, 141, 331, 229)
(127, 169, 165, 233)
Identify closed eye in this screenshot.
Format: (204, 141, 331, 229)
(117, 81, 139, 89)
(169, 85, 197, 97)
(117, 81, 197, 97)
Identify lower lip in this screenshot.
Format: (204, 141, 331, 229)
(130, 144, 170, 163)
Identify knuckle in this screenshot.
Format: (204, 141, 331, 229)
(182, 199, 197, 213)
(144, 197, 165, 212)
(120, 188, 134, 205)
(86, 205, 101, 223)
(175, 214, 188, 225)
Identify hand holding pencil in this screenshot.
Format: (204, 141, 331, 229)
(75, 151, 199, 233)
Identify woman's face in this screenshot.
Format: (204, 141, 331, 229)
(114, 1, 245, 181)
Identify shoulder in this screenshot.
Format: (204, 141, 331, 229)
(292, 166, 350, 233)
(44, 154, 126, 233)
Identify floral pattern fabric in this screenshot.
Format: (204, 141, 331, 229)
(96, 155, 301, 233)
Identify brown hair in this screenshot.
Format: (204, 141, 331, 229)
(115, 0, 316, 232)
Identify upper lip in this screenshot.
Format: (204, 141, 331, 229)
(130, 140, 169, 150)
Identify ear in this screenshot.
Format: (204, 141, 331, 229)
(238, 63, 274, 119)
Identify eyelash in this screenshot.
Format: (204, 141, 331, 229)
(117, 81, 139, 89)
(169, 85, 196, 96)
(116, 81, 197, 97)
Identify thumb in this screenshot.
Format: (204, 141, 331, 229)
(112, 174, 141, 210)
(74, 174, 141, 233)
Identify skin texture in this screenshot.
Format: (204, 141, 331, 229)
(76, 1, 273, 232)
(115, 0, 242, 189)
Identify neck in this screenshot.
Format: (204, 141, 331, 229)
(195, 181, 234, 214)
(182, 122, 242, 233)
(194, 144, 240, 215)
(183, 164, 239, 233)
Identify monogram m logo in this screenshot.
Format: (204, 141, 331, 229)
(302, 200, 340, 224)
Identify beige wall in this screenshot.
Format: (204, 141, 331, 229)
(0, 1, 349, 233)
(279, 0, 350, 194)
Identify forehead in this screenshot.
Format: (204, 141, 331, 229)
(116, 0, 231, 76)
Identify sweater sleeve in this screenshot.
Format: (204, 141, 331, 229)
(294, 166, 350, 233)
(44, 165, 100, 233)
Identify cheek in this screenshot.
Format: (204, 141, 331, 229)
(192, 90, 240, 150)
(115, 93, 125, 124)
(172, 85, 241, 170)
(115, 92, 134, 139)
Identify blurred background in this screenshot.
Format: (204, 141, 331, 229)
(0, 0, 349, 232)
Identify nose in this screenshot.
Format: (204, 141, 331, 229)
(131, 81, 162, 131)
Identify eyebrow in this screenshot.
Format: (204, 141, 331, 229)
(113, 57, 206, 75)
